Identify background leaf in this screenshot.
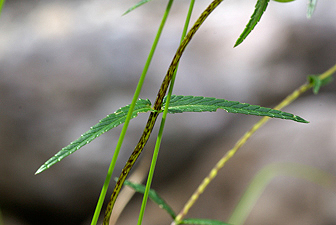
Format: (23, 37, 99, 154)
(307, 0, 317, 18)
(164, 95, 308, 123)
(35, 99, 152, 174)
(234, 0, 270, 47)
(122, 179, 177, 219)
(123, 0, 152, 15)
(228, 163, 336, 225)
(308, 74, 333, 94)
(308, 75, 322, 94)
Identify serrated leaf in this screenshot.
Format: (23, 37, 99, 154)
(35, 99, 152, 174)
(234, 0, 270, 47)
(180, 218, 230, 225)
(120, 179, 176, 219)
(164, 95, 308, 123)
(308, 74, 333, 94)
(307, 0, 317, 18)
(123, 0, 152, 15)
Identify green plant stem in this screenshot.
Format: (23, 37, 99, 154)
(173, 63, 336, 224)
(0, 0, 5, 17)
(228, 163, 336, 225)
(104, 0, 224, 223)
(90, 2, 172, 224)
(137, 1, 195, 224)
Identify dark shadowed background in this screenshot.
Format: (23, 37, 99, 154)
(1, 0, 336, 224)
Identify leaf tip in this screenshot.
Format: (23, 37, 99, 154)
(307, 0, 317, 19)
(295, 116, 309, 123)
(234, 37, 245, 47)
(122, 10, 130, 16)
(35, 166, 45, 175)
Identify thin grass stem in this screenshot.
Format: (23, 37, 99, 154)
(137, 1, 195, 224)
(105, 0, 224, 223)
(0, 0, 5, 17)
(90, 2, 173, 224)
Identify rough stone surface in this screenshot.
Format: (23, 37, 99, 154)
(1, 0, 336, 224)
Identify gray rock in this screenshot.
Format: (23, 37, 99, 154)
(0, 0, 336, 224)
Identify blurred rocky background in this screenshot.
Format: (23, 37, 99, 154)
(1, 0, 336, 224)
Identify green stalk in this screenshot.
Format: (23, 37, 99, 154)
(137, 1, 195, 224)
(104, 0, 224, 223)
(90, 2, 173, 224)
(0, 0, 5, 17)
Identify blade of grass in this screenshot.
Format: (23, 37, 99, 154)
(90, 1, 174, 224)
(173, 63, 336, 224)
(0, 0, 5, 17)
(307, 0, 317, 18)
(105, 0, 224, 223)
(228, 162, 336, 225)
(123, 0, 152, 15)
(137, 0, 195, 224)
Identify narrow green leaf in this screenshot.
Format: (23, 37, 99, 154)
(307, 0, 317, 18)
(120, 179, 177, 219)
(164, 95, 308, 123)
(234, 0, 270, 47)
(123, 0, 152, 15)
(35, 99, 152, 174)
(180, 218, 230, 225)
